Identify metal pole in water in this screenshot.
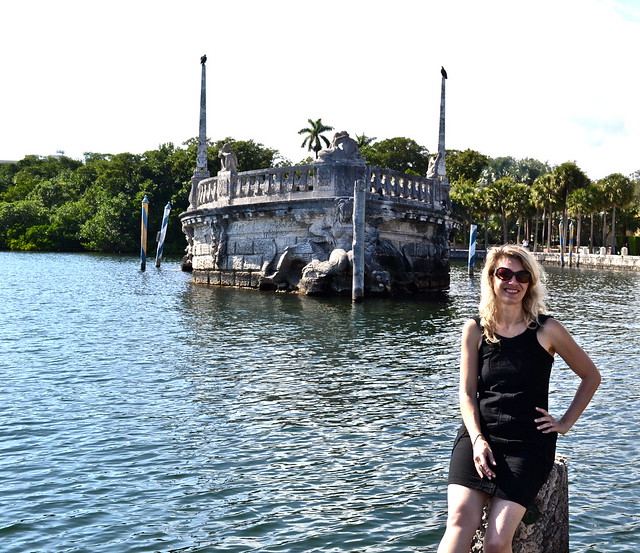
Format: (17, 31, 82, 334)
(559, 220, 565, 267)
(140, 195, 149, 271)
(568, 220, 574, 267)
(468, 224, 477, 276)
(155, 201, 172, 268)
(352, 179, 366, 302)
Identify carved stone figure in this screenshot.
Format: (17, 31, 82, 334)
(196, 149, 208, 171)
(308, 198, 352, 249)
(211, 220, 227, 268)
(181, 226, 195, 271)
(317, 131, 363, 163)
(427, 152, 441, 178)
(219, 143, 238, 173)
(298, 249, 353, 294)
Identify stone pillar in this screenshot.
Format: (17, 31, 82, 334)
(437, 67, 447, 177)
(352, 179, 366, 302)
(217, 170, 236, 200)
(471, 456, 569, 553)
(189, 55, 210, 210)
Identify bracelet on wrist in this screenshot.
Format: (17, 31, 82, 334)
(472, 433, 484, 446)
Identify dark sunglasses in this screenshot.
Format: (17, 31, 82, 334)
(493, 267, 532, 283)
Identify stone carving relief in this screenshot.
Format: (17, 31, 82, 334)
(260, 241, 327, 291)
(196, 148, 208, 171)
(308, 198, 353, 250)
(317, 131, 364, 163)
(211, 219, 228, 269)
(298, 249, 353, 295)
(181, 225, 195, 271)
(426, 152, 441, 178)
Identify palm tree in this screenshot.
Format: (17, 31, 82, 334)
(355, 133, 377, 148)
(531, 173, 558, 251)
(298, 118, 334, 159)
(597, 173, 635, 252)
(484, 176, 527, 243)
(549, 163, 589, 254)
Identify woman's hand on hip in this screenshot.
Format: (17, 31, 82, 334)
(535, 407, 570, 435)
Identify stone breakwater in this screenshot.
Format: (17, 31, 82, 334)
(532, 252, 640, 270)
(451, 249, 640, 271)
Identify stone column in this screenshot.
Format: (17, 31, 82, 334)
(470, 456, 569, 553)
(352, 179, 366, 302)
(437, 67, 447, 178)
(188, 55, 210, 210)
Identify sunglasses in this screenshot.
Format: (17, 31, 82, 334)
(493, 267, 532, 283)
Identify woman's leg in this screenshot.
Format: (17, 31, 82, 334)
(482, 497, 527, 553)
(437, 484, 488, 553)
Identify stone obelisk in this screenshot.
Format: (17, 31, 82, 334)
(437, 66, 447, 178)
(188, 55, 210, 210)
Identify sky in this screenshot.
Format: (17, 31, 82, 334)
(1, 0, 639, 180)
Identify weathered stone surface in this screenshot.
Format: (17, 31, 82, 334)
(234, 271, 253, 288)
(470, 456, 569, 553)
(181, 162, 459, 295)
(232, 239, 255, 255)
(252, 239, 277, 257)
(240, 255, 266, 271)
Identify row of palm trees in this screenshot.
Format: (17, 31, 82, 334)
(451, 159, 637, 253)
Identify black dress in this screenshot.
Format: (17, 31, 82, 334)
(447, 315, 557, 507)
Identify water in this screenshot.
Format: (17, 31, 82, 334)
(0, 252, 638, 553)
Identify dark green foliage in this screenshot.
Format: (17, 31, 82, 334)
(446, 149, 490, 182)
(0, 138, 282, 254)
(360, 137, 430, 175)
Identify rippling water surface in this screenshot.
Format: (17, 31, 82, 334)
(1, 252, 638, 552)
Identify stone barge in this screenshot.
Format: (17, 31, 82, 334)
(179, 58, 459, 297)
(180, 155, 459, 296)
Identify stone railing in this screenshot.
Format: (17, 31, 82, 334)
(367, 167, 440, 205)
(194, 164, 448, 210)
(196, 164, 316, 206)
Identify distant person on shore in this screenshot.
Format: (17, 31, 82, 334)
(438, 244, 600, 553)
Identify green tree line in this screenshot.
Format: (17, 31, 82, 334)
(447, 150, 640, 254)
(1, 127, 639, 255)
(0, 138, 279, 255)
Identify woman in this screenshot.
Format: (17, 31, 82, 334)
(438, 245, 600, 553)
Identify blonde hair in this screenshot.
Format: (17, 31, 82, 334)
(478, 244, 548, 343)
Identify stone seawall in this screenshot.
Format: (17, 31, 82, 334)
(532, 252, 640, 270)
(451, 249, 640, 271)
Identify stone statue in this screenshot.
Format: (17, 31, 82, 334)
(317, 131, 363, 163)
(219, 143, 238, 173)
(303, 248, 351, 277)
(427, 152, 441, 178)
